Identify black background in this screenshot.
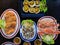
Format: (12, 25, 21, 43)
(0, 0, 60, 45)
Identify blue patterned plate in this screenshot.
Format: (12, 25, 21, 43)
(20, 22, 37, 42)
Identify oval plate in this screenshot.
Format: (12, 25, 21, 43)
(1, 9, 20, 39)
(37, 16, 58, 40)
(1, 42, 16, 45)
(20, 22, 37, 42)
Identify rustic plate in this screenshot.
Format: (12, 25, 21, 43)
(37, 16, 58, 40)
(1, 42, 16, 45)
(1, 9, 20, 39)
(20, 22, 37, 42)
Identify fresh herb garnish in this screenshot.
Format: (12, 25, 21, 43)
(0, 20, 5, 29)
(42, 35, 55, 45)
(40, 0, 47, 13)
(22, 19, 34, 28)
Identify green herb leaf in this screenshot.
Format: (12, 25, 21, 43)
(42, 0, 46, 4)
(39, 0, 47, 13)
(0, 20, 5, 29)
(22, 19, 34, 28)
(43, 7, 47, 13)
(42, 35, 55, 45)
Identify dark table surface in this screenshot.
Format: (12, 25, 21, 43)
(0, 0, 60, 45)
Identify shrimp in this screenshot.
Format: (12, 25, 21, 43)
(38, 28, 60, 35)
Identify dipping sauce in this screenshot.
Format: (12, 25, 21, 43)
(34, 39, 42, 45)
(13, 37, 21, 44)
(23, 42, 31, 45)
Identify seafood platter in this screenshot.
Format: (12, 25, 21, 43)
(1, 0, 60, 45)
(18, 0, 48, 18)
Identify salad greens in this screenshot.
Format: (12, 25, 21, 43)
(39, 0, 47, 13)
(22, 19, 34, 25)
(22, 19, 34, 28)
(0, 20, 5, 29)
(42, 0, 46, 4)
(42, 35, 55, 45)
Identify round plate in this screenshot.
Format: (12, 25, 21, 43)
(20, 22, 37, 42)
(37, 16, 58, 40)
(13, 37, 21, 45)
(1, 9, 20, 39)
(1, 42, 16, 45)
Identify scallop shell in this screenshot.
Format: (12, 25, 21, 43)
(35, 1, 40, 7)
(23, 5, 29, 13)
(29, 1, 35, 7)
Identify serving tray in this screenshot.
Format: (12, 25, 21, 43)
(18, 0, 44, 18)
(0, 0, 60, 45)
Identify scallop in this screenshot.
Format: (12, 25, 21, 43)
(23, 5, 29, 13)
(29, 1, 35, 7)
(23, 0, 29, 5)
(35, 1, 40, 7)
(1, 9, 20, 39)
(34, 7, 40, 14)
(29, 7, 35, 13)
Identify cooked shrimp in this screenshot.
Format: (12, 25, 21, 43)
(38, 28, 60, 35)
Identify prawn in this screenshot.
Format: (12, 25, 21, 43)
(38, 28, 60, 35)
